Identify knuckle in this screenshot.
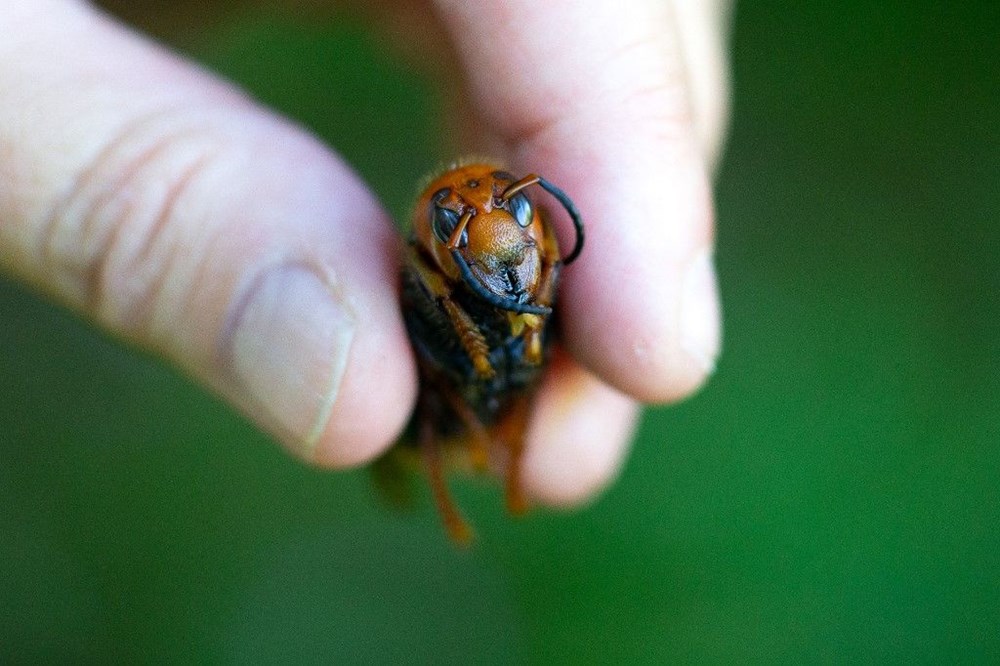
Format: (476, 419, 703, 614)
(40, 112, 223, 342)
(598, 30, 695, 133)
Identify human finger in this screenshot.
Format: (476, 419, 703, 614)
(0, 1, 417, 465)
(522, 352, 639, 507)
(432, 0, 724, 403)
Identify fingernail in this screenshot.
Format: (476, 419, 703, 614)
(679, 248, 722, 373)
(227, 264, 355, 458)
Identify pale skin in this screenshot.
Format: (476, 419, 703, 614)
(0, 0, 728, 507)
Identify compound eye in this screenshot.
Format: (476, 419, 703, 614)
(509, 192, 533, 228)
(432, 206, 467, 246)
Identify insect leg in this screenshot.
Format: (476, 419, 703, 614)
(436, 297, 494, 379)
(407, 246, 495, 378)
(523, 216, 564, 365)
(535, 212, 563, 306)
(436, 383, 493, 472)
(496, 394, 534, 516)
(419, 399, 473, 545)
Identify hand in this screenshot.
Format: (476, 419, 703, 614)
(0, 0, 727, 505)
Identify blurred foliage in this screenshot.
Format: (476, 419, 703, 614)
(3, 1, 999, 663)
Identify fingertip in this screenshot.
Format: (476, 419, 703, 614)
(575, 339, 714, 407)
(308, 294, 418, 468)
(548, 153, 720, 404)
(264, 179, 418, 470)
(522, 359, 639, 507)
(563, 245, 722, 405)
(217, 193, 417, 470)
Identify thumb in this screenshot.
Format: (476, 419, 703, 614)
(0, 1, 416, 465)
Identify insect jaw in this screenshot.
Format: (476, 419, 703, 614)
(443, 202, 546, 315)
(449, 248, 552, 315)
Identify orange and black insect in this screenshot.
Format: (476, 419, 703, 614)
(398, 161, 584, 543)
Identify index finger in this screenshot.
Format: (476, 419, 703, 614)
(433, 0, 722, 402)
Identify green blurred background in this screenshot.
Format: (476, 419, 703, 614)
(2, 1, 998, 662)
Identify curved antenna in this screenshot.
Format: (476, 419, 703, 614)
(450, 249, 552, 315)
(502, 174, 585, 265)
(536, 177, 584, 265)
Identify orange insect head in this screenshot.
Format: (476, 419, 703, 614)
(413, 162, 584, 316)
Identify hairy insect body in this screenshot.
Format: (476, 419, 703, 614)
(402, 261, 553, 427)
(397, 161, 583, 543)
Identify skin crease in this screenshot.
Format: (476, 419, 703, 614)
(4, 0, 729, 507)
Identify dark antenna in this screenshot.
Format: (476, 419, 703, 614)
(502, 174, 585, 265)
